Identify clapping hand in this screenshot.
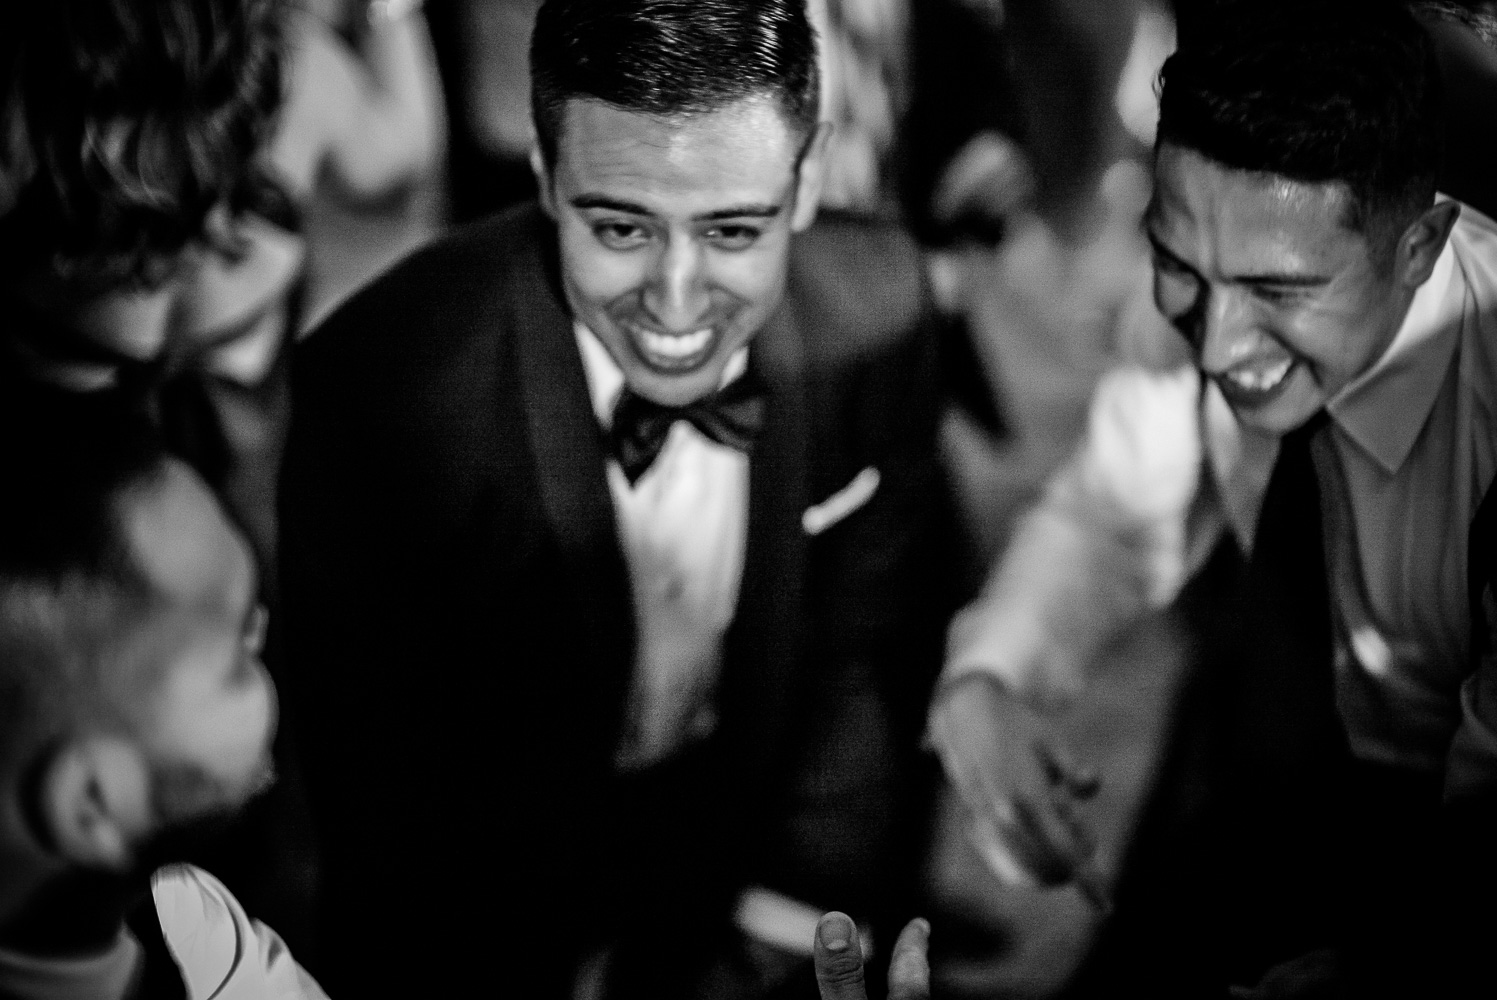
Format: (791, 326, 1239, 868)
(813, 912, 930, 1000)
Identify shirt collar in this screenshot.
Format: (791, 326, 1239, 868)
(0, 929, 140, 1000)
(1325, 234, 1461, 474)
(573, 322, 750, 430)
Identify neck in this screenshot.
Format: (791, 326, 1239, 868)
(0, 867, 145, 960)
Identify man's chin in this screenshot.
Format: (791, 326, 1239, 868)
(623, 360, 730, 407)
(135, 762, 278, 874)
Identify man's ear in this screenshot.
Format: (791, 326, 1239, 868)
(38, 736, 151, 872)
(530, 146, 558, 221)
(790, 122, 835, 233)
(1394, 199, 1461, 290)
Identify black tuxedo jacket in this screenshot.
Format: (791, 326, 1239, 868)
(280, 203, 950, 997)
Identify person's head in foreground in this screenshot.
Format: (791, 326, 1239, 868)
(1146, 0, 1456, 435)
(0, 391, 275, 956)
(0, 0, 284, 386)
(528, 0, 832, 407)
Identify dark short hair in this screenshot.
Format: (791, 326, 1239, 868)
(0, 385, 168, 770)
(0, 0, 285, 289)
(1157, 1, 1443, 239)
(529, 0, 820, 168)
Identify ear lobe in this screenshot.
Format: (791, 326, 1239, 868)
(530, 146, 558, 220)
(790, 122, 835, 233)
(1397, 200, 1461, 289)
(39, 737, 151, 872)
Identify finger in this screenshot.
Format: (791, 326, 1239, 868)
(1071, 856, 1113, 915)
(1048, 789, 1098, 859)
(814, 912, 868, 1000)
(887, 918, 932, 1000)
(1003, 796, 1089, 885)
(1036, 740, 1101, 799)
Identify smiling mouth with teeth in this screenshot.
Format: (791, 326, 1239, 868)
(1221, 357, 1295, 395)
(627, 323, 719, 372)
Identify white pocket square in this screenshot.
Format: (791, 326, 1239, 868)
(802, 466, 880, 536)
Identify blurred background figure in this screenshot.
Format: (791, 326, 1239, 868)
(0, 0, 292, 569)
(425, 0, 544, 222)
(0, 0, 426, 960)
(0, 387, 327, 999)
(279, 0, 447, 329)
(807, 0, 911, 215)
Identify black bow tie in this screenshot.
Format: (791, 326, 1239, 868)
(608, 370, 768, 484)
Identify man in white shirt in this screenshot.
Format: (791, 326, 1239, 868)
(0, 390, 325, 999)
(929, 2, 1497, 994)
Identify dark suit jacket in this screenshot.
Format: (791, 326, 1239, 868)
(280, 203, 950, 997)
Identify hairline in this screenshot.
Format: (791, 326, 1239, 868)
(535, 90, 819, 173)
(1150, 136, 1425, 262)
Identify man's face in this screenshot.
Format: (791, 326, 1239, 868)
(538, 95, 825, 407)
(116, 460, 276, 837)
(1145, 144, 1411, 434)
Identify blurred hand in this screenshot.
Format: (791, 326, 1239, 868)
(927, 672, 1102, 893)
(814, 912, 929, 1000)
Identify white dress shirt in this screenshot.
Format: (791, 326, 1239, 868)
(575, 325, 750, 772)
(942, 201, 1497, 800)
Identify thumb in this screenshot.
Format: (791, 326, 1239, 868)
(814, 912, 868, 1000)
(888, 918, 931, 1000)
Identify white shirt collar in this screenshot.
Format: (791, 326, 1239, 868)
(573, 322, 750, 429)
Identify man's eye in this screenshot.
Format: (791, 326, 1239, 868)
(245, 604, 269, 656)
(706, 225, 761, 251)
(1249, 285, 1301, 306)
(594, 222, 650, 250)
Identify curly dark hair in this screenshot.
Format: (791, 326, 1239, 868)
(530, 0, 820, 170)
(1158, 0, 1443, 241)
(0, 0, 286, 289)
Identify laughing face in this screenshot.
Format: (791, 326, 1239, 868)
(536, 94, 827, 407)
(1145, 144, 1415, 435)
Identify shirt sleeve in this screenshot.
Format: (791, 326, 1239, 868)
(940, 361, 1206, 706)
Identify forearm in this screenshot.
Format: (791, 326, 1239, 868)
(940, 363, 1204, 707)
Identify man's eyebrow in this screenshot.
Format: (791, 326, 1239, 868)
(570, 195, 654, 215)
(1234, 272, 1332, 288)
(568, 196, 783, 222)
(695, 203, 783, 222)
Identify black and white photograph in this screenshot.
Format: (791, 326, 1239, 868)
(2, 1, 1496, 997)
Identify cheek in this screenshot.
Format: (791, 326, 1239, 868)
(712, 246, 789, 315)
(173, 672, 277, 788)
(557, 224, 646, 308)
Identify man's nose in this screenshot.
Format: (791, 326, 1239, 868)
(1197, 287, 1266, 374)
(644, 234, 710, 331)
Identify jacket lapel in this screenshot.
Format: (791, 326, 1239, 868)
(507, 216, 635, 754)
(720, 301, 811, 787)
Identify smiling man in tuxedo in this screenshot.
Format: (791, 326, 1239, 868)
(279, 1, 950, 997)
